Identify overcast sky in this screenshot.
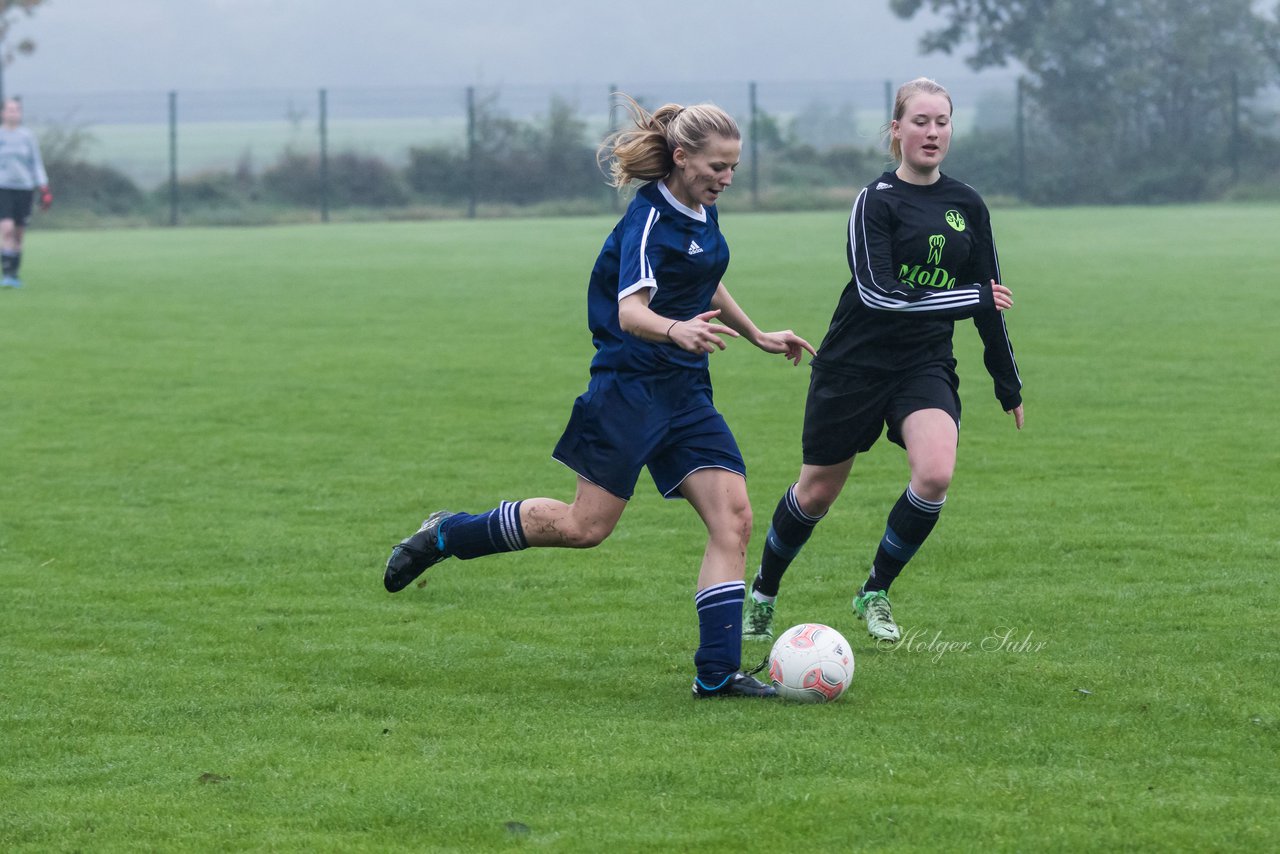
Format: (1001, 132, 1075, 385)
(7, 0, 1001, 94)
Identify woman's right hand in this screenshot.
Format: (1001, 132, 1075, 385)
(669, 309, 740, 354)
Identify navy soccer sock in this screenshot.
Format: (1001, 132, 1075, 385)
(693, 580, 745, 687)
(863, 486, 944, 593)
(1, 250, 16, 278)
(438, 500, 529, 560)
(753, 483, 824, 599)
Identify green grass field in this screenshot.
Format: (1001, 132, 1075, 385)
(2, 205, 1277, 851)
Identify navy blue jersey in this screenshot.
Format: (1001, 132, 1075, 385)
(813, 171, 1021, 410)
(586, 181, 730, 374)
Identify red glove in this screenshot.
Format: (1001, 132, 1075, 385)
(39, 185, 52, 211)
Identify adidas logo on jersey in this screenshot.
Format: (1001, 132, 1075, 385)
(876, 182, 894, 190)
(687, 240, 704, 255)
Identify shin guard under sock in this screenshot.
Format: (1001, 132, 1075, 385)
(753, 483, 824, 598)
(864, 486, 944, 593)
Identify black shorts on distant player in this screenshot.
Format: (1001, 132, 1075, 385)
(0, 187, 33, 225)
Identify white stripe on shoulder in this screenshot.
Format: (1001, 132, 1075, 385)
(849, 188, 876, 291)
(637, 206, 660, 281)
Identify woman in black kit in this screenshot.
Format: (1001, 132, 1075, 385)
(743, 77, 1023, 644)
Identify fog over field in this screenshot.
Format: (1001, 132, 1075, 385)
(9, 0, 980, 94)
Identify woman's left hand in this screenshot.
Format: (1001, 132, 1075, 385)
(1007, 404, 1024, 430)
(755, 330, 817, 365)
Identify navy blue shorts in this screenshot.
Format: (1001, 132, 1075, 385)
(801, 363, 961, 466)
(552, 368, 745, 500)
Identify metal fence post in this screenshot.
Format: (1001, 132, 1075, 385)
(749, 81, 759, 208)
(168, 91, 178, 226)
(1016, 77, 1027, 200)
(1230, 70, 1240, 185)
(466, 86, 477, 219)
(319, 88, 329, 223)
(608, 84, 619, 213)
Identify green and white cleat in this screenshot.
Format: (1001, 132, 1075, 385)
(742, 596, 776, 641)
(853, 589, 901, 643)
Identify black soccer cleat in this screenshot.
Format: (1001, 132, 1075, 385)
(692, 671, 778, 699)
(384, 510, 455, 592)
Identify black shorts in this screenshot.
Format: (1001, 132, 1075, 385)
(0, 188, 34, 226)
(801, 363, 962, 466)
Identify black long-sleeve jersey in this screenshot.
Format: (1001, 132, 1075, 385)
(811, 171, 1022, 410)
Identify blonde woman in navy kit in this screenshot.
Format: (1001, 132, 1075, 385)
(744, 78, 1023, 644)
(384, 96, 814, 698)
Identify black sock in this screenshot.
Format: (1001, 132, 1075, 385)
(863, 486, 944, 594)
(753, 483, 824, 598)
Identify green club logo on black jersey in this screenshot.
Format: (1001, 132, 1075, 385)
(945, 210, 966, 232)
(927, 234, 945, 265)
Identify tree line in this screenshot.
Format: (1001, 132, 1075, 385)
(891, 0, 1280, 202)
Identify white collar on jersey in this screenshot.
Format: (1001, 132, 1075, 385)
(658, 180, 707, 222)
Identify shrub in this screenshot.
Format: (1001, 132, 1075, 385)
(405, 146, 469, 201)
(262, 150, 410, 208)
(169, 171, 256, 209)
(45, 160, 145, 215)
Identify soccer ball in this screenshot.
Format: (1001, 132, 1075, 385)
(768, 623, 855, 703)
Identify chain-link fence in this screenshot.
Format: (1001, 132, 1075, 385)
(20, 75, 1279, 227)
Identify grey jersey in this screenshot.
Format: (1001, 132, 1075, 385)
(0, 127, 47, 190)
